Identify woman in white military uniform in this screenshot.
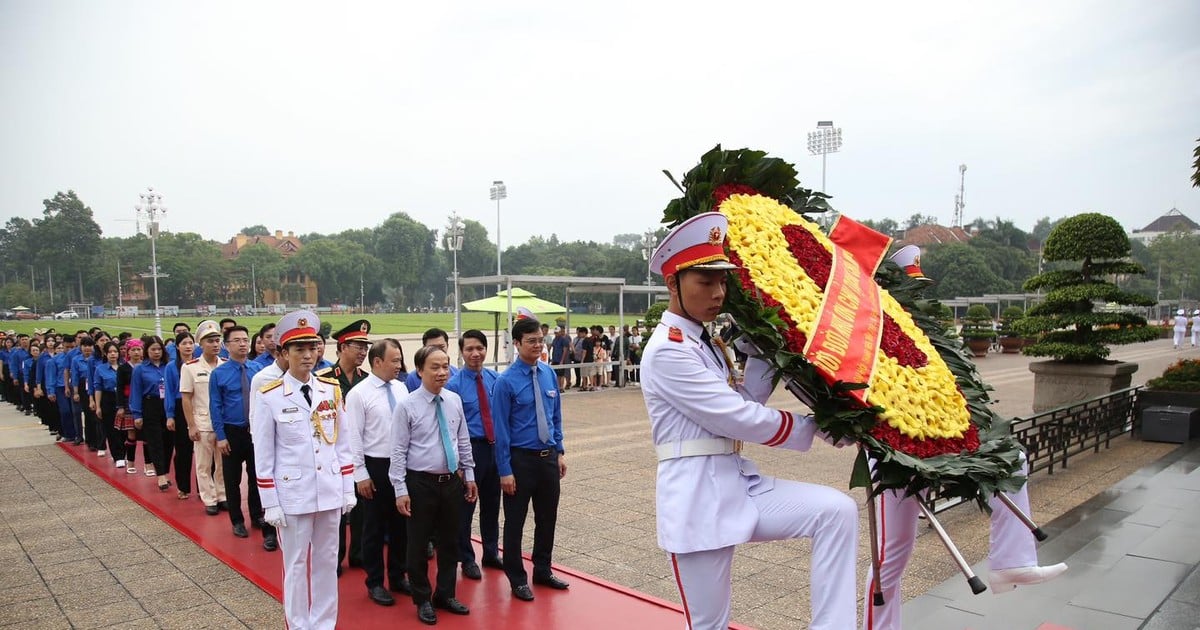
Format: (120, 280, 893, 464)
(640, 212, 859, 630)
(864, 247, 1067, 630)
(1190, 310, 1200, 347)
(1174, 309, 1188, 349)
(253, 310, 357, 630)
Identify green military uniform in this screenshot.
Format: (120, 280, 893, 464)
(323, 319, 373, 574)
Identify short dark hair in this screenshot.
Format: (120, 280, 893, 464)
(118, 332, 132, 341)
(259, 322, 276, 336)
(172, 322, 190, 332)
(102, 341, 120, 358)
(576, 326, 587, 334)
(79, 335, 95, 347)
(174, 331, 194, 346)
(513, 318, 541, 344)
(223, 325, 249, 342)
(219, 318, 237, 329)
(414, 345, 448, 371)
(459, 329, 487, 350)
(421, 327, 449, 346)
(368, 338, 400, 366)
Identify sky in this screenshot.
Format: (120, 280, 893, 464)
(2, 1, 1198, 252)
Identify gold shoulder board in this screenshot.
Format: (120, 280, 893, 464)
(259, 378, 283, 394)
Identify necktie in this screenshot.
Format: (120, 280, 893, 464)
(531, 367, 553, 445)
(475, 371, 495, 443)
(699, 328, 724, 365)
(301, 384, 312, 406)
(433, 395, 458, 472)
(383, 382, 396, 412)
(240, 365, 250, 420)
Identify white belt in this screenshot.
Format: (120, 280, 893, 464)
(655, 437, 738, 462)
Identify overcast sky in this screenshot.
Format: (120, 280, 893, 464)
(2, 1, 1197, 252)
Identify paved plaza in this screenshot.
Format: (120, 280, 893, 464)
(1, 336, 1197, 628)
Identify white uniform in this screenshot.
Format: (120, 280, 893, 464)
(641, 311, 858, 630)
(863, 454, 1039, 630)
(1191, 314, 1200, 347)
(179, 355, 226, 508)
(1174, 314, 1188, 349)
(253, 373, 354, 630)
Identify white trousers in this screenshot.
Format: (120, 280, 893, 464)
(194, 430, 226, 506)
(862, 455, 1038, 630)
(1174, 330, 1186, 347)
(670, 478, 858, 630)
(278, 509, 341, 630)
(1192, 330, 1198, 346)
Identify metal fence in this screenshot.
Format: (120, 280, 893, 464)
(1011, 386, 1141, 475)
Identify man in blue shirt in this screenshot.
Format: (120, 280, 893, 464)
(252, 322, 278, 369)
(11, 335, 31, 414)
(549, 327, 572, 391)
(405, 328, 458, 392)
(445, 329, 503, 580)
(209, 325, 276, 550)
(492, 317, 569, 601)
(57, 335, 80, 444)
(164, 322, 191, 363)
(71, 336, 99, 451)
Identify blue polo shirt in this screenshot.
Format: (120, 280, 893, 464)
(492, 359, 563, 477)
(445, 366, 500, 441)
(53, 351, 72, 391)
(208, 359, 260, 441)
(71, 352, 94, 391)
(10, 347, 29, 382)
(91, 362, 119, 396)
(550, 334, 571, 364)
(37, 352, 55, 391)
(129, 360, 169, 420)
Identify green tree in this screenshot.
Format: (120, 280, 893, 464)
(902, 213, 939, 231)
(34, 191, 103, 306)
(1030, 216, 1061, 244)
(374, 212, 435, 305)
(154, 232, 228, 305)
(293, 238, 384, 306)
(229, 243, 286, 305)
(860, 218, 900, 237)
(240, 224, 271, 236)
(922, 243, 1012, 298)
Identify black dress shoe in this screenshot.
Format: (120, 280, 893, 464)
(533, 574, 570, 590)
(262, 534, 278, 552)
(432, 596, 469, 615)
(252, 518, 267, 530)
(232, 523, 249, 538)
(205, 505, 219, 516)
(461, 562, 481, 580)
(481, 556, 504, 570)
(217, 501, 229, 511)
(416, 601, 437, 625)
(512, 584, 535, 601)
(390, 576, 412, 595)
(368, 585, 395, 606)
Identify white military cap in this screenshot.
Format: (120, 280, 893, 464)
(649, 212, 739, 277)
(196, 320, 221, 341)
(277, 310, 321, 347)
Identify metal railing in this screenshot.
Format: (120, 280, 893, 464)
(1011, 386, 1141, 475)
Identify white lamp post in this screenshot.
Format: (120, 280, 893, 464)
(489, 181, 507, 278)
(640, 230, 657, 310)
(807, 120, 843, 227)
(954, 163, 968, 229)
(445, 212, 465, 342)
(135, 187, 168, 339)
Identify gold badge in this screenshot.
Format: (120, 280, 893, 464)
(360, 322, 369, 333)
(298, 317, 308, 327)
(708, 226, 722, 246)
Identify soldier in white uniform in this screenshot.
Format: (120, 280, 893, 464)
(253, 310, 356, 630)
(640, 212, 859, 630)
(1191, 310, 1200, 347)
(1174, 309, 1188, 349)
(864, 246, 1067, 630)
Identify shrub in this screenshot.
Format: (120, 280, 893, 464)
(999, 306, 1024, 338)
(644, 301, 668, 330)
(1146, 359, 1200, 392)
(960, 304, 996, 341)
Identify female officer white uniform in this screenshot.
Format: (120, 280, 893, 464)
(640, 212, 858, 630)
(1174, 309, 1188, 349)
(254, 310, 357, 630)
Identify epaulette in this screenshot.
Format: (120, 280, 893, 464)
(317, 375, 340, 386)
(259, 378, 283, 394)
(185, 358, 200, 365)
(668, 326, 684, 343)
(315, 367, 333, 377)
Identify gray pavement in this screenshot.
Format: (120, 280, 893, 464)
(0, 336, 1196, 628)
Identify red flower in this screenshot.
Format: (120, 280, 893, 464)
(870, 422, 980, 458)
(713, 184, 762, 207)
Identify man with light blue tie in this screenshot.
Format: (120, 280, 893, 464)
(492, 317, 569, 602)
(390, 345, 477, 625)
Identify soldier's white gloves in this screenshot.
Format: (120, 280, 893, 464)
(732, 334, 762, 358)
(819, 431, 856, 448)
(264, 506, 287, 529)
(342, 492, 357, 515)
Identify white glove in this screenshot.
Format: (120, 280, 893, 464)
(732, 334, 762, 358)
(263, 506, 287, 529)
(820, 431, 856, 449)
(342, 492, 357, 515)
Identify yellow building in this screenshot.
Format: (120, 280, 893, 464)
(221, 230, 318, 306)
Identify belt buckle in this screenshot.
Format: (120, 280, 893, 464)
(538, 449, 551, 457)
(437, 474, 452, 483)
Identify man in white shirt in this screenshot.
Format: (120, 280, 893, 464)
(180, 320, 227, 516)
(345, 338, 410, 606)
(390, 346, 478, 625)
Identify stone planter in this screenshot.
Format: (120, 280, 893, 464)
(965, 338, 991, 357)
(999, 337, 1023, 354)
(1029, 360, 1139, 413)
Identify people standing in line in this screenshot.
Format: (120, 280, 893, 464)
(445, 329, 503, 581)
(165, 332, 195, 500)
(56, 334, 78, 444)
(254, 310, 356, 630)
(71, 336, 101, 453)
(25, 342, 46, 429)
(181, 321, 228, 515)
(164, 322, 191, 363)
(345, 338, 411, 606)
(116, 339, 143, 474)
(12, 334, 32, 415)
(493, 317, 570, 602)
(210, 325, 277, 550)
(130, 336, 173, 491)
(390, 344, 477, 625)
(318, 319, 373, 575)
(1174, 308, 1188, 350)
(92, 341, 125, 469)
(34, 337, 58, 438)
(640, 212, 858, 629)
(252, 322, 278, 370)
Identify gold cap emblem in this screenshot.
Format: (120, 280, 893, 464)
(708, 226, 722, 246)
(297, 317, 308, 327)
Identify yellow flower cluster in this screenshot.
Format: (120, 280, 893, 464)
(720, 194, 971, 441)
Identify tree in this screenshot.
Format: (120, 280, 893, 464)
(240, 224, 270, 236)
(34, 191, 103, 306)
(902, 213, 939, 231)
(1030, 216, 1061, 244)
(922, 243, 1012, 299)
(860, 218, 900, 237)
(374, 212, 435, 304)
(612, 233, 644, 250)
(229, 243, 286, 305)
(293, 238, 384, 306)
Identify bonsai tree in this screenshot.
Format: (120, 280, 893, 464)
(961, 304, 996, 340)
(1015, 213, 1157, 362)
(999, 306, 1024, 337)
(1146, 359, 1200, 392)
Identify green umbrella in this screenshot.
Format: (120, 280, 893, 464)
(462, 289, 566, 363)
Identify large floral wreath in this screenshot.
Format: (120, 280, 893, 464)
(662, 146, 1026, 505)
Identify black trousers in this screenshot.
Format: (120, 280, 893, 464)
(139, 398, 168, 474)
(502, 448, 561, 586)
(172, 399, 193, 493)
(362, 455, 407, 589)
(82, 389, 102, 450)
(338, 500, 365, 567)
(405, 470, 462, 604)
(99, 392, 123, 462)
(458, 439, 500, 564)
(221, 424, 273, 537)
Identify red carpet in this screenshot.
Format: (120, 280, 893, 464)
(60, 442, 742, 629)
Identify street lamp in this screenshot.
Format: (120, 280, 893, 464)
(489, 181, 507, 279)
(135, 187, 168, 339)
(807, 120, 843, 228)
(445, 212, 465, 342)
(953, 164, 968, 229)
(640, 230, 657, 310)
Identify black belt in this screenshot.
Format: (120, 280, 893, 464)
(470, 437, 494, 445)
(408, 469, 456, 483)
(514, 448, 555, 458)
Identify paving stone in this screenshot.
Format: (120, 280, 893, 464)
(1069, 555, 1193, 619)
(45, 569, 117, 597)
(138, 587, 216, 616)
(1142, 598, 1200, 630)
(64, 599, 151, 630)
(0, 596, 65, 626)
(122, 572, 198, 599)
(36, 557, 106, 581)
(0, 581, 52, 606)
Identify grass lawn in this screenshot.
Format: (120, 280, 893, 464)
(2, 312, 648, 337)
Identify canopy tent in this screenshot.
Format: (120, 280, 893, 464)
(11, 306, 29, 311)
(463, 288, 567, 363)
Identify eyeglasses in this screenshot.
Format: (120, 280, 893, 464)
(521, 337, 545, 346)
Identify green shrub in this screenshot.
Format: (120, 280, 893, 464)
(1146, 359, 1200, 392)
(961, 304, 995, 341)
(644, 301, 668, 330)
(999, 306, 1024, 338)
